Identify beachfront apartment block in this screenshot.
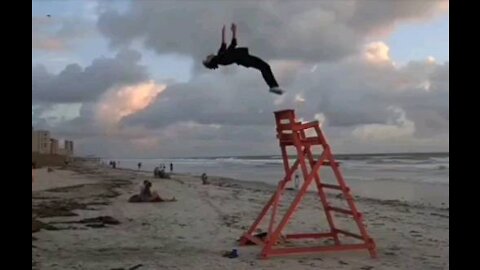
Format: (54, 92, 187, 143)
(32, 128, 51, 154)
(64, 140, 74, 156)
(50, 138, 59, 155)
(32, 127, 74, 156)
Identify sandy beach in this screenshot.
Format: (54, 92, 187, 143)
(32, 162, 449, 270)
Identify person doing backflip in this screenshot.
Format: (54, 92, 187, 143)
(203, 23, 284, 95)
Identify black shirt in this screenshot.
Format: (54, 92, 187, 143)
(208, 38, 249, 68)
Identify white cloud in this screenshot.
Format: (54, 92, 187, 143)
(364, 41, 391, 64)
(96, 80, 166, 130)
(314, 113, 327, 127)
(351, 106, 415, 142)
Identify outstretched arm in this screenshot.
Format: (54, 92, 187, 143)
(218, 25, 227, 54)
(228, 23, 237, 50)
(222, 24, 226, 43)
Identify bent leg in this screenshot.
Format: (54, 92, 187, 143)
(238, 55, 279, 88)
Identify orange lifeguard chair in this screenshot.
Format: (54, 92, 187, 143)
(239, 109, 376, 259)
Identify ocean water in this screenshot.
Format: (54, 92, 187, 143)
(104, 152, 449, 206)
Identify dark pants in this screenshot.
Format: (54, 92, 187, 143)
(237, 55, 279, 88)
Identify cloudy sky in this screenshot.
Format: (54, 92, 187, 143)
(32, 0, 449, 158)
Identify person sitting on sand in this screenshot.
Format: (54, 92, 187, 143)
(138, 180, 176, 202)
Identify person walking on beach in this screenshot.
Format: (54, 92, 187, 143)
(170, 163, 173, 172)
(203, 23, 284, 95)
(138, 162, 142, 170)
(201, 173, 209, 185)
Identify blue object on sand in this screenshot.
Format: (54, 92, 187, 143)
(223, 249, 239, 258)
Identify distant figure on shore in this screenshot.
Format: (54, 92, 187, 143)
(128, 180, 176, 203)
(201, 173, 209, 185)
(170, 163, 173, 172)
(294, 173, 299, 190)
(138, 162, 142, 170)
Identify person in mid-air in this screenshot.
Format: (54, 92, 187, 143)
(203, 23, 284, 95)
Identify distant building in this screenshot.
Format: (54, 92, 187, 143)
(32, 129, 51, 154)
(50, 138, 59, 155)
(64, 140, 74, 156)
(32, 127, 74, 156)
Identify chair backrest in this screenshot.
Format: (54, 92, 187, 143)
(274, 110, 300, 144)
